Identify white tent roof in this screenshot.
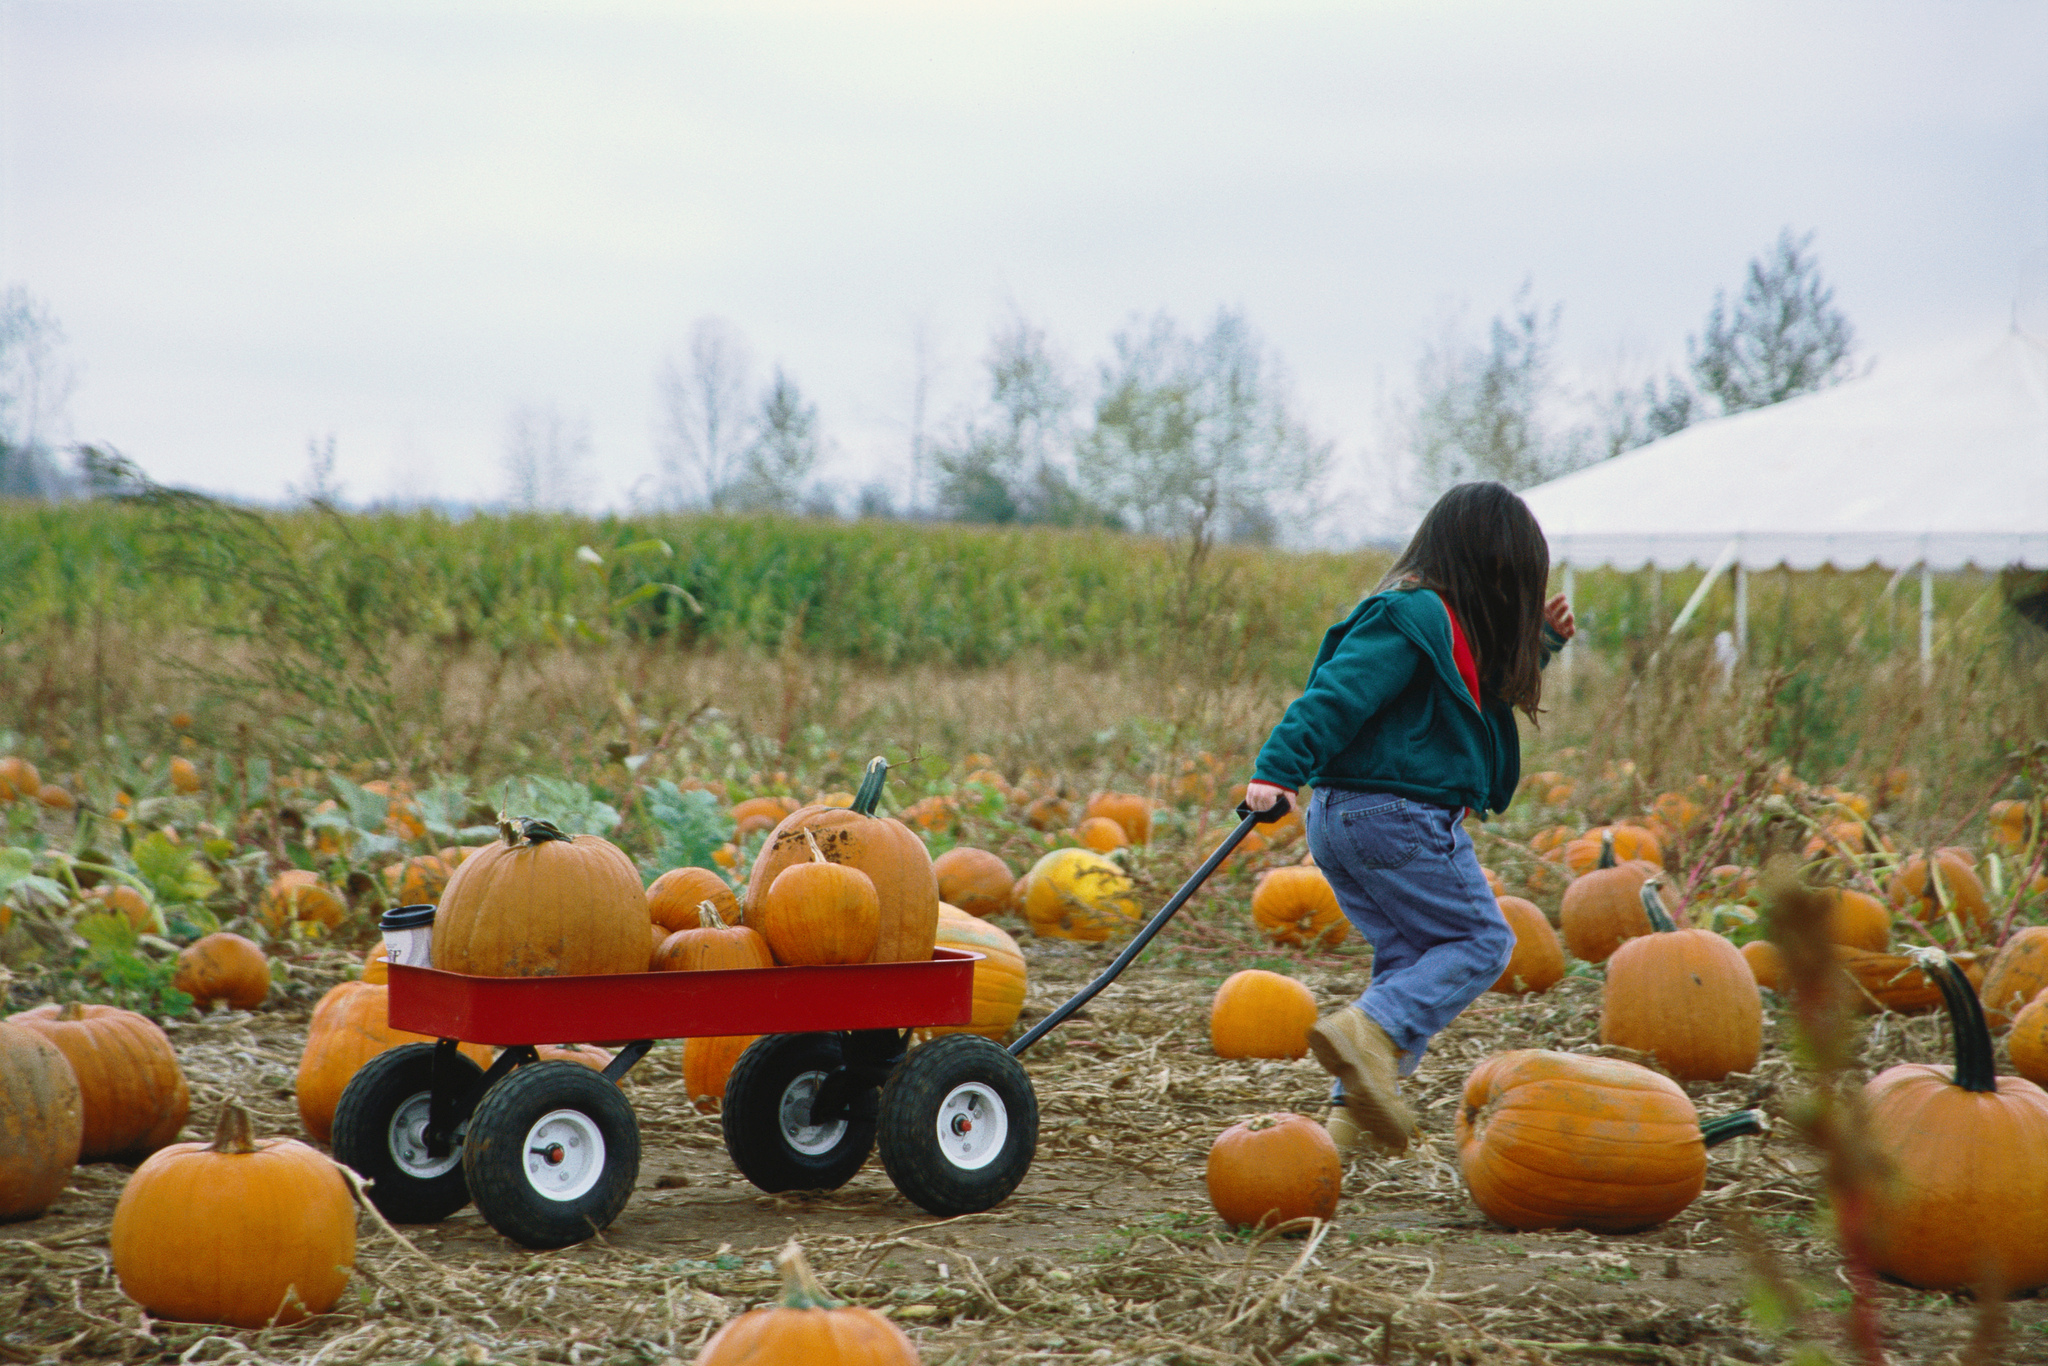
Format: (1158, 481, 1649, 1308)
(1522, 332, 2048, 570)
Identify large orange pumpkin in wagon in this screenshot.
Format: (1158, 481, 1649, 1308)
(431, 816, 648, 978)
(745, 758, 939, 965)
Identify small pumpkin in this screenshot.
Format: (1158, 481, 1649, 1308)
(1835, 946, 1984, 1015)
(1558, 832, 1658, 963)
(1741, 940, 1784, 991)
(2007, 988, 2048, 1087)
(362, 942, 390, 983)
(919, 905, 1027, 1041)
(110, 1103, 355, 1328)
(1082, 791, 1153, 846)
(432, 817, 649, 978)
(8, 1003, 188, 1162)
(697, 1240, 919, 1365)
(1563, 824, 1662, 876)
(1858, 950, 2048, 1292)
(84, 882, 163, 933)
(731, 795, 798, 839)
(382, 853, 453, 907)
(1490, 895, 1565, 994)
(1250, 866, 1348, 949)
(1456, 1048, 1766, 1233)
(295, 982, 493, 1142)
(745, 758, 939, 965)
(1209, 970, 1317, 1060)
(0, 755, 41, 801)
(0, 1020, 84, 1220)
(648, 865, 742, 931)
(259, 870, 348, 934)
(1889, 849, 1991, 929)
(1819, 887, 1891, 951)
(35, 784, 74, 812)
(1021, 847, 1140, 942)
(898, 795, 958, 834)
(682, 1034, 761, 1111)
(1023, 795, 1072, 831)
(172, 933, 270, 1011)
(932, 846, 1015, 920)
(1989, 799, 2037, 855)
(755, 831, 880, 966)
(1206, 1113, 1341, 1230)
(534, 1043, 615, 1072)
(1073, 816, 1127, 853)
(168, 756, 203, 795)
(1977, 925, 2048, 1029)
(653, 901, 774, 973)
(1599, 880, 1762, 1082)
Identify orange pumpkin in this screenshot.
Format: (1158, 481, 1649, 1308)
(1889, 849, 1991, 930)
(382, 853, 453, 907)
(8, 1003, 188, 1162)
(1490, 896, 1565, 994)
(648, 865, 742, 931)
(1978, 926, 2048, 1029)
(732, 795, 798, 840)
(682, 1034, 761, 1111)
(1073, 816, 1128, 853)
(654, 901, 774, 973)
(431, 817, 649, 978)
(1564, 824, 1663, 875)
(1599, 881, 1762, 1082)
(0, 755, 41, 801)
(172, 933, 270, 1011)
(1858, 951, 2048, 1291)
(1206, 1113, 1341, 1230)
(1250, 866, 1348, 949)
(533, 1043, 615, 1072)
(745, 758, 938, 965)
(258, 869, 348, 933)
(1457, 1048, 1763, 1233)
(1209, 970, 1318, 1060)
(110, 1103, 355, 1328)
(1819, 887, 1891, 951)
(362, 942, 390, 984)
(1024, 795, 1072, 831)
(1836, 946, 1984, 1015)
(2007, 988, 2048, 1087)
(1082, 791, 1153, 846)
(921, 906, 1028, 1041)
(898, 794, 958, 834)
(932, 846, 1015, 920)
(1989, 799, 2038, 855)
(84, 883, 160, 933)
(1559, 833, 1658, 963)
(1741, 940, 1784, 992)
(697, 1241, 919, 1365)
(294, 982, 493, 1142)
(755, 831, 881, 966)
(0, 1020, 84, 1220)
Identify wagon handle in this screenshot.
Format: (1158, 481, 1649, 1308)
(1008, 803, 1283, 1058)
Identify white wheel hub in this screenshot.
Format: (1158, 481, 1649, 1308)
(522, 1109, 606, 1202)
(779, 1070, 848, 1156)
(388, 1091, 461, 1178)
(935, 1082, 1008, 1170)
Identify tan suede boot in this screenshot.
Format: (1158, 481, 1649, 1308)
(1324, 1107, 1365, 1157)
(1307, 1006, 1417, 1153)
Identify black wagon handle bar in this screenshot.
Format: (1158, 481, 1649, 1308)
(1007, 797, 1291, 1058)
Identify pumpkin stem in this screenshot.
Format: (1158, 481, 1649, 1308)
(697, 900, 724, 930)
(1701, 1109, 1769, 1148)
(773, 1240, 841, 1310)
(1909, 946, 1998, 1093)
(1598, 830, 1616, 870)
(496, 814, 573, 848)
(209, 1102, 258, 1155)
(1639, 878, 1679, 933)
(803, 828, 827, 865)
(58, 1001, 87, 1022)
(851, 757, 889, 817)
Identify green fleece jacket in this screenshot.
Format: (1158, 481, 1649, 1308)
(1252, 587, 1559, 817)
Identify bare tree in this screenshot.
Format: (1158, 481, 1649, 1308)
(286, 434, 346, 507)
(0, 285, 79, 496)
(503, 402, 592, 511)
(655, 318, 754, 509)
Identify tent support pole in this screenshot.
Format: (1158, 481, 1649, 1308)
(1920, 562, 1934, 685)
(1667, 539, 1740, 639)
(1560, 564, 1575, 674)
(1734, 563, 1748, 659)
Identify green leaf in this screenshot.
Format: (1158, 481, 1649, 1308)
(75, 911, 140, 952)
(642, 781, 734, 878)
(328, 774, 389, 833)
(496, 776, 621, 837)
(132, 832, 219, 902)
(612, 581, 703, 614)
(0, 846, 35, 899)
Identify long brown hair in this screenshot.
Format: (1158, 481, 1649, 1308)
(1376, 482, 1550, 716)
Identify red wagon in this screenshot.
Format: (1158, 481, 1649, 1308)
(331, 949, 1038, 1249)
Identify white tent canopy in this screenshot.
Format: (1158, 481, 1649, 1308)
(1522, 331, 2048, 573)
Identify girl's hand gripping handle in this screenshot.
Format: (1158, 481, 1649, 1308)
(1241, 780, 1294, 820)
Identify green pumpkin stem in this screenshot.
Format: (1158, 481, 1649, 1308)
(496, 814, 573, 848)
(1639, 878, 1679, 933)
(1598, 830, 1617, 870)
(851, 757, 889, 817)
(1701, 1109, 1769, 1148)
(774, 1240, 840, 1310)
(1910, 946, 1998, 1093)
(210, 1101, 257, 1154)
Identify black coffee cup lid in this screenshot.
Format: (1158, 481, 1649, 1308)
(379, 904, 437, 930)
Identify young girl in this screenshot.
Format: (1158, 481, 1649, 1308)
(1243, 481, 1573, 1155)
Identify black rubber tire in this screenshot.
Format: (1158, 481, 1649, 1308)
(331, 1043, 483, 1225)
(722, 1033, 878, 1193)
(877, 1034, 1038, 1216)
(462, 1061, 640, 1250)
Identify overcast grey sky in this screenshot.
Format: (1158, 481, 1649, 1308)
(4, 1, 2045, 535)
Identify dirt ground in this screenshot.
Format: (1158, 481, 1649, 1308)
(7, 916, 2048, 1366)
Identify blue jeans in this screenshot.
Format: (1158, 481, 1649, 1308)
(1306, 788, 1512, 1082)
